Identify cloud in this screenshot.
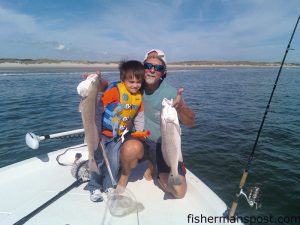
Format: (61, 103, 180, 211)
(79, 0, 299, 62)
(0, 5, 37, 33)
(0, 0, 299, 62)
(56, 44, 65, 51)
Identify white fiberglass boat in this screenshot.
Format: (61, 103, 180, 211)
(0, 142, 243, 225)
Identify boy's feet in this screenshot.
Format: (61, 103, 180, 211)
(90, 189, 103, 202)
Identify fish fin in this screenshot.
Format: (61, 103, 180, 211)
(79, 100, 82, 112)
(168, 173, 182, 186)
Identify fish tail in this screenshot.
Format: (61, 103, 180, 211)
(168, 173, 182, 186)
(88, 159, 101, 175)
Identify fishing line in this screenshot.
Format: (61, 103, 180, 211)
(56, 144, 87, 166)
(228, 15, 300, 217)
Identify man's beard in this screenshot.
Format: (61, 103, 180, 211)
(145, 74, 156, 85)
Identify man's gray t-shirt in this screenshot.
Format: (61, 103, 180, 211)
(143, 80, 177, 143)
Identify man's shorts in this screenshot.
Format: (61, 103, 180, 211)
(142, 139, 186, 177)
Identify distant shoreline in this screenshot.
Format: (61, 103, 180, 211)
(0, 61, 299, 69)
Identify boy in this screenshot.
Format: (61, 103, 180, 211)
(88, 60, 146, 202)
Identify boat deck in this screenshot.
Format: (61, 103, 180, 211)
(0, 144, 242, 225)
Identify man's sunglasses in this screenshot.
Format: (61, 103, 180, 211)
(144, 62, 165, 72)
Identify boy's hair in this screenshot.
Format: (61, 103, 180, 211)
(119, 60, 144, 81)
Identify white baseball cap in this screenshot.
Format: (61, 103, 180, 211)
(144, 49, 167, 66)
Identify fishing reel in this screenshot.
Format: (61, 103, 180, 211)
(71, 153, 90, 182)
(239, 186, 261, 209)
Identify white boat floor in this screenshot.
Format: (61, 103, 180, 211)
(0, 144, 242, 225)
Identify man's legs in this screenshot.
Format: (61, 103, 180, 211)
(157, 172, 187, 199)
(156, 143, 187, 199)
(118, 139, 144, 187)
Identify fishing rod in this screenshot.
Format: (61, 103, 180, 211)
(228, 15, 300, 218)
(99, 141, 118, 188)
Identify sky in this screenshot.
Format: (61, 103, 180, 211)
(0, 0, 299, 62)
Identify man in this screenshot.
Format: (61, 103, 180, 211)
(118, 49, 196, 198)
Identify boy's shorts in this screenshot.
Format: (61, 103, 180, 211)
(92, 132, 133, 190)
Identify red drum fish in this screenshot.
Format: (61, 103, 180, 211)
(160, 98, 183, 185)
(77, 74, 101, 174)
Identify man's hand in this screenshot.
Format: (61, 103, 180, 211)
(172, 87, 184, 110)
(172, 87, 196, 127)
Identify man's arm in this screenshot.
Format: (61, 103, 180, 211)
(177, 102, 195, 127)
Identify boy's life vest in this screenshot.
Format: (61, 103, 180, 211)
(101, 81, 142, 138)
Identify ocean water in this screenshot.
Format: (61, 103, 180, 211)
(0, 67, 299, 224)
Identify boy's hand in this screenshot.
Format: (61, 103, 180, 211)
(77, 73, 100, 97)
(81, 70, 101, 79)
(81, 70, 108, 93)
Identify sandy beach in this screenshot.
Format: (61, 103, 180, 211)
(0, 62, 119, 69)
(0, 61, 299, 69)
